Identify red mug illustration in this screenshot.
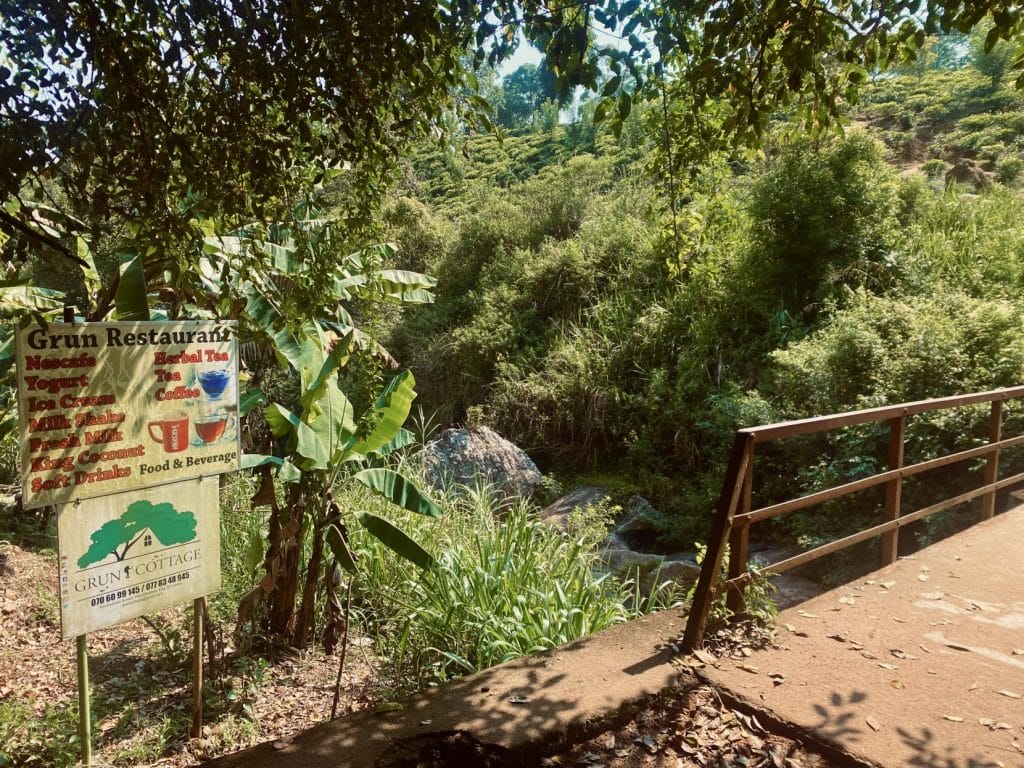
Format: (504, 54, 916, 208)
(148, 412, 190, 453)
(194, 408, 236, 445)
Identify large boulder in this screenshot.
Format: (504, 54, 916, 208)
(611, 495, 666, 551)
(945, 157, 992, 191)
(419, 426, 543, 501)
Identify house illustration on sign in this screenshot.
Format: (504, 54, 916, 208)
(77, 500, 198, 568)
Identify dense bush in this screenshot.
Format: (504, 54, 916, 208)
(758, 289, 1024, 573)
(747, 132, 904, 317)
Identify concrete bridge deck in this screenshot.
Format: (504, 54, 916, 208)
(699, 505, 1024, 767)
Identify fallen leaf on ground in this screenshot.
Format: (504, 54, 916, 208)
(889, 680, 906, 690)
(996, 690, 1022, 699)
(594, 732, 616, 750)
(942, 715, 964, 722)
(880, 581, 896, 589)
(878, 663, 898, 670)
(693, 649, 716, 665)
(736, 663, 759, 674)
(866, 717, 881, 731)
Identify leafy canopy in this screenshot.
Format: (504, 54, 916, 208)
(3, 0, 1023, 263)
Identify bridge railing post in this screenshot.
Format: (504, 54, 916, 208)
(726, 460, 752, 615)
(881, 413, 905, 566)
(982, 399, 1003, 520)
(682, 432, 754, 652)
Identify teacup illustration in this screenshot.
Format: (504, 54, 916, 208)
(148, 412, 189, 453)
(197, 368, 231, 400)
(194, 408, 236, 445)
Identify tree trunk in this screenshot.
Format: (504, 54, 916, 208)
(292, 496, 327, 648)
(266, 482, 307, 641)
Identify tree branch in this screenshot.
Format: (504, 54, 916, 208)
(0, 209, 86, 267)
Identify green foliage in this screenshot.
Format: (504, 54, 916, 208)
(748, 133, 903, 316)
(761, 288, 1024, 557)
(969, 20, 1019, 88)
(684, 543, 778, 629)
(349, 486, 642, 690)
(497, 62, 559, 128)
(0, 698, 81, 768)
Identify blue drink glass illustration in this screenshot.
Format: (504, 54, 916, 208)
(197, 368, 231, 400)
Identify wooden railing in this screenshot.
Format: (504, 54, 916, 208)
(681, 385, 1024, 651)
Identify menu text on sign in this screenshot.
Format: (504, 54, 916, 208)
(15, 321, 240, 508)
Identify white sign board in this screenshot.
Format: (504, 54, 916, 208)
(57, 478, 221, 639)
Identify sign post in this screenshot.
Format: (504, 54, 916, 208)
(13, 320, 240, 766)
(76, 633, 91, 766)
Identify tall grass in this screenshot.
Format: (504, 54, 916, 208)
(340, 476, 667, 693)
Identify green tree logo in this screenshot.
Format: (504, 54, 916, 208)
(77, 500, 197, 567)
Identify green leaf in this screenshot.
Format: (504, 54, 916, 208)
(354, 468, 442, 518)
(239, 388, 266, 416)
(377, 428, 416, 456)
(303, 330, 354, 408)
(77, 237, 100, 298)
(278, 459, 302, 483)
(244, 534, 264, 573)
(245, 293, 303, 371)
(325, 523, 358, 574)
(305, 378, 357, 467)
(0, 282, 63, 317)
(114, 252, 150, 321)
(355, 511, 435, 570)
(384, 288, 435, 304)
(348, 371, 416, 456)
(241, 453, 282, 469)
(265, 403, 327, 465)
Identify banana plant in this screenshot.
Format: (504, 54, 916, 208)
(199, 228, 436, 368)
(238, 318, 441, 649)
